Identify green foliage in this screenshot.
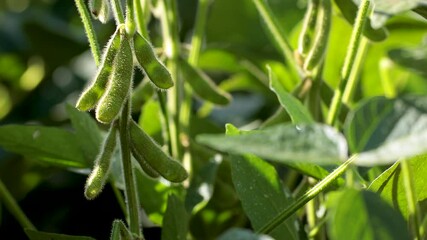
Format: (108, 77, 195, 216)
(0, 0, 426, 239)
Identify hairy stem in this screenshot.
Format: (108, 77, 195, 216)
(74, 0, 101, 66)
(257, 155, 357, 234)
(111, 0, 125, 25)
(0, 178, 36, 231)
(134, 0, 149, 37)
(188, 0, 211, 65)
(326, 0, 370, 126)
(119, 101, 142, 238)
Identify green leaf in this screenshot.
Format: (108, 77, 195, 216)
(268, 65, 313, 124)
(138, 98, 162, 137)
(197, 123, 348, 165)
(334, 0, 388, 42)
(369, 154, 427, 219)
(161, 194, 189, 240)
(388, 45, 427, 78)
(25, 229, 95, 240)
(371, 0, 426, 29)
(413, 6, 427, 19)
(218, 228, 274, 240)
(327, 189, 410, 240)
(0, 125, 86, 168)
(66, 104, 102, 164)
(230, 154, 299, 239)
(345, 96, 427, 166)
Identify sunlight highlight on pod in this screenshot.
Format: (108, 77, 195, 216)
(84, 125, 117, 200)
(96, 31, 133, 124)
(129, 120, 188, 182)
(76, 28, 121, 111)
(133, 32, 174, 89)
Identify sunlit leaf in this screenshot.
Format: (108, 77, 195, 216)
(345, 96, 427, 166)
(327, 189, 410, 240)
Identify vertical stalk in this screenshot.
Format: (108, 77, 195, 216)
(257, 155, 357, 234)
(111, 0, 125, 25)
(342, 37, 369, 104)
(125, 0, 136, 36)
(0, 178, 36, 231)
(159, 0, 182, 159)
(119, 100, 142, 238)
(134, 0, 149, 37)
(188, 0, 211, 65)
(401, 159, 422, 240)
(74, 0, 101, 66)
(326, 0, 370, 126)
(251, 0, 301, 79)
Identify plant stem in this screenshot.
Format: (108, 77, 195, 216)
(159, 0, 182, 159)
(400, 159, 422, 240)
(257, 155, 357, 234)
(326, 0, 370, 126)
(0, 178, 36, 231)
(134, 0, 149, 37)
(118, 101, 142, 238)
(74, 0, 101, 66)
(342, 37, 369, 104)
(251, 0, 301, 79)
(111, 0, 125, 25)
(188, 0, 211, 65)
(110, 181, 127, 216)
(125, 0, 136, 36)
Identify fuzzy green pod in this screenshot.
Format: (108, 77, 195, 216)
(303, 0, 331, 71)
(129, 120, 188, 182)
(96, 33, 134, 124)
(84, 125, 117, 200)
(179, 57, 231, 105)
(110, 220, 132, 240)
(89, 0, 110, 24)
(133, 33, 174, 89)
(76, 28, 121, 111)
(298, 0, 320, 56)
(130, 144, 160, 178)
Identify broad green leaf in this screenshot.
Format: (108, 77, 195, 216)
(334, 0, 388, 41)
(131, 78, 154, 113)
(218, 228, 274, 240)
(162, 194, 189, 240)
(197, 123, 348, 165)
(0, 125, 86, 168)
(388, 45, 427, 78)
(66, 104, 102, 164)
(369, 155, 427, 219)
(138, 98, 162, 137)
(230, 154, 299, 240)
(25, 229, 95, 240)
(371, 0, 426, 29)
(268, 65, 313, 124)
(327, 189, 410, 240)
(345, 96, 427, 166)
(413, 6, 427, 19)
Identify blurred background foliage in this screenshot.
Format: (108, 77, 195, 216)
(0, 0, 426, 239)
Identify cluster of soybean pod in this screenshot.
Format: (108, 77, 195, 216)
(76, 0, 190, 201)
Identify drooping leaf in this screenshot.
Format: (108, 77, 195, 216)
(268, 65, 313, 124)
(345, 96, 427, 166)
(371, 0, 427, 29)
(197, 123, 348, 165)
(162, 194, 189, 240)
(369, 154, 427, 219)
(327, 189, 410, 240)
(0, 125, 86, 168)
(334, 0, 388, 41)
(66, 104, 102, 164)
(388, 45, 427, 78)
(218, 228, 274, 240)
(25, 229, 95, 240)
(230, 154, 299, 239)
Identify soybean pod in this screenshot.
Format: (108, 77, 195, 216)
(179, 57, 231, 106)
(304, 0, 332, 71)
(130, 143, 161, 178)
(84, 124, 117, 200)
(96, 31, 134, 124)
(110, 220, 132, 240)
(76, 28, 120, 111)
(129, 120, 188, 182)
(133, 33, 174, 89)
(89, 0, 110, 24)
(298, 0, 320, 56)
